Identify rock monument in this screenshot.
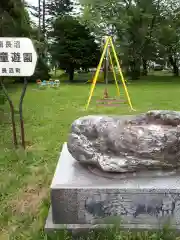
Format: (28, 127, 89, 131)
(67, 110, 180, 174)
(45, 110, 180, 233)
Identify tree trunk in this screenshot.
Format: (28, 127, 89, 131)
(42, 0, 46, 35)
(0, 78, 18, 148)
(68, 66, 74, 82)
(173, 65, 179, 77)
(169, 55, 179, 77)
(142, 59, 148, 76)
(129, 59, 141, 80)
(38, 0, 41, 41)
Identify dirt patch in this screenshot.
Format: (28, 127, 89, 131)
(25, 142, 47, 152)
(9, 185, 48, 215)
(0, 230, 9, 240)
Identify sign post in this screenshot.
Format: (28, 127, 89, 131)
(0, 37, 37, 148)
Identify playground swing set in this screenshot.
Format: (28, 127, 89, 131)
(85, 36, 135, 111)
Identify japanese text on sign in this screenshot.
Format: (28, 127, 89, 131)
(0, 37, 37, 77)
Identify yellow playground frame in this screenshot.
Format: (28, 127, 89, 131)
(85, 36, 135, 111)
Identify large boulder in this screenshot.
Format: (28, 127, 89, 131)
(67, 110, 180, 173)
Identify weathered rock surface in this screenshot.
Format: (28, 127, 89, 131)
(67, 110, 180, 173)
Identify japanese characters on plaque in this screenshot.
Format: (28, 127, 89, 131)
(0, 38, 37, 77)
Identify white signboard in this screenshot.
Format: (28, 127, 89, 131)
(0, 37, 38, 77)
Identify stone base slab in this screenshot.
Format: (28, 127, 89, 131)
(45, 207, 180, 232)
(45, 143, 180, 231)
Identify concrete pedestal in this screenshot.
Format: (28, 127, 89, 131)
(45, 143, 180, 231)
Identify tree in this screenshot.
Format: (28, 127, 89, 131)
(50, 16, 100, 81)
(156, 0, 180, 76)
(79, 0, 122, 43)
(46, 0, 73, 18)
(79, 0, 180, 79)
(119, 0, 162, 79)
(28, 0, 74, 71)
(31, 57, 50, 81)
(29, 0, 73, 33)
(0, 0, 32, 37)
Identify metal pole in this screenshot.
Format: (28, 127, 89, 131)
(0, 78, 18, 148)
(43, 0, 46, 35)
(86, 38, 110, 109)
(105, 38, 109, 85)
(104, 36, 109, 99)
(19, 77, 28, 149)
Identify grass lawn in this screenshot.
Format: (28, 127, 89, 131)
(1, 76, 180, 239)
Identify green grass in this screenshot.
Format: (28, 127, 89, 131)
(1, 76, 180, 239)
